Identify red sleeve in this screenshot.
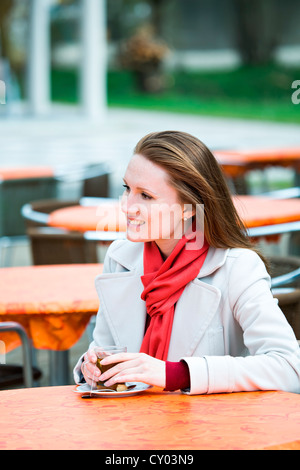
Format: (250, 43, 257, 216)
(164, 360, 190, 391)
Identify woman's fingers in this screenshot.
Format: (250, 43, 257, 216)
(99, 353, 146, 381)
(82, 351, 100, 386)
(100, 352, 139, 365)
(86, 349, 97, 364)
(81, 351, 166, 388)
(99, 357, 141, 382)
(99, 353, 166, 388)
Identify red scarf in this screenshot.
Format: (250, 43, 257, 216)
(140, 233, 209, 360)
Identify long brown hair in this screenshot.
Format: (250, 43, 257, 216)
(134, 130, 268, 268)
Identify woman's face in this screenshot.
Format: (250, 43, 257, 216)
(121, 153, 187, 257)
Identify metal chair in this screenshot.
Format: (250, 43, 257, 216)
(82, 163, 110, 198)
(269, 255, 300, 290)
(27, 226, 98, 265)
(272, 289, 300, 341)
(21, 199, 80, 228)
(260, 188, 300, 256)
(270, 255, 300, 340)
(55, 162, 111, 198)
(0, 322, 40, 389)
(21, 199, 100, 264)
(22, 197, 124, 262)
(0, 175, 58, 267)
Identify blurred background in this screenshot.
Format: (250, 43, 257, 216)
(1, 0, 300, 193)
(0, 0, 299, 195)
(1, 0, 300, 118)
(1, 0, 300, 298)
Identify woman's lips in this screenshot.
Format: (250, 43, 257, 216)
(127, 218, 145, 226)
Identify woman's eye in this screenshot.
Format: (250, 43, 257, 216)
(123, 184, 152, 200)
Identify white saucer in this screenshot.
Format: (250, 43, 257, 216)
(74, 382, 151, 398)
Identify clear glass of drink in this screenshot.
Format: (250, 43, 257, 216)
(93, 345, 127, 391)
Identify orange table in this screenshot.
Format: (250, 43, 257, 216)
(49, 201, 127, 233)
(214, 148, 300, 178)
(234, 195, 300, 227)
(47, 196, 300, 243)
(1, 385, 300, 450)
(0, 167, 54, 181)
(0, 264, 102, 384)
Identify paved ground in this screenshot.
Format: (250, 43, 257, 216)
(1, 105, 300, 388)
(1, 105, 300, 198)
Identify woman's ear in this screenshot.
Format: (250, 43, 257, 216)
(182, 204, 195, 221)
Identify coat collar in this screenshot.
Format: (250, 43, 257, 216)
(108, 239, 229, 278)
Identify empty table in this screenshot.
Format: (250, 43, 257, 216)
(1, 385, 300, 450)
(0, 264, 102, 385)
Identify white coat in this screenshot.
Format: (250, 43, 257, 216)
(74, 239, 300, 395)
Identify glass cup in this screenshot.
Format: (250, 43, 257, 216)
(93, 345, 127, 391)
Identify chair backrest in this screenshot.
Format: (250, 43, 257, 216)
(273, 289, 300, 340)
(0, 178, 58, 237)
(55, 163, 110, 198)
(27, 226, 98, 265)
(270, 256, 300, 339)
(22, 199, 80, 229)
(269, 255, 300, 289)
(82, 171, 109, 198)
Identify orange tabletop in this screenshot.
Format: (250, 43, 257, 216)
(48, 196, 300, 234)
(234, 195, 300, 228)
(0, 264, 102, 352)
(48, 203, 127, 232)
(1, 385, 300, 450)
(214, 148, 300, 178)
(0, 167, 54, 181)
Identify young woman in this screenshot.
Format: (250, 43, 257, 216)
(74, 131, 300, 394)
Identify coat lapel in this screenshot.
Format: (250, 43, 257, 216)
(95, 270, 146, 353)
(167, 279, 221, 360)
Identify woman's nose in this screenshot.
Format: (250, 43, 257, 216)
(121, 193, 140, 216)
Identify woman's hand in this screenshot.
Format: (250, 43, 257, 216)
(98, 352, 166, 389)
(81, 348, 101, 387)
